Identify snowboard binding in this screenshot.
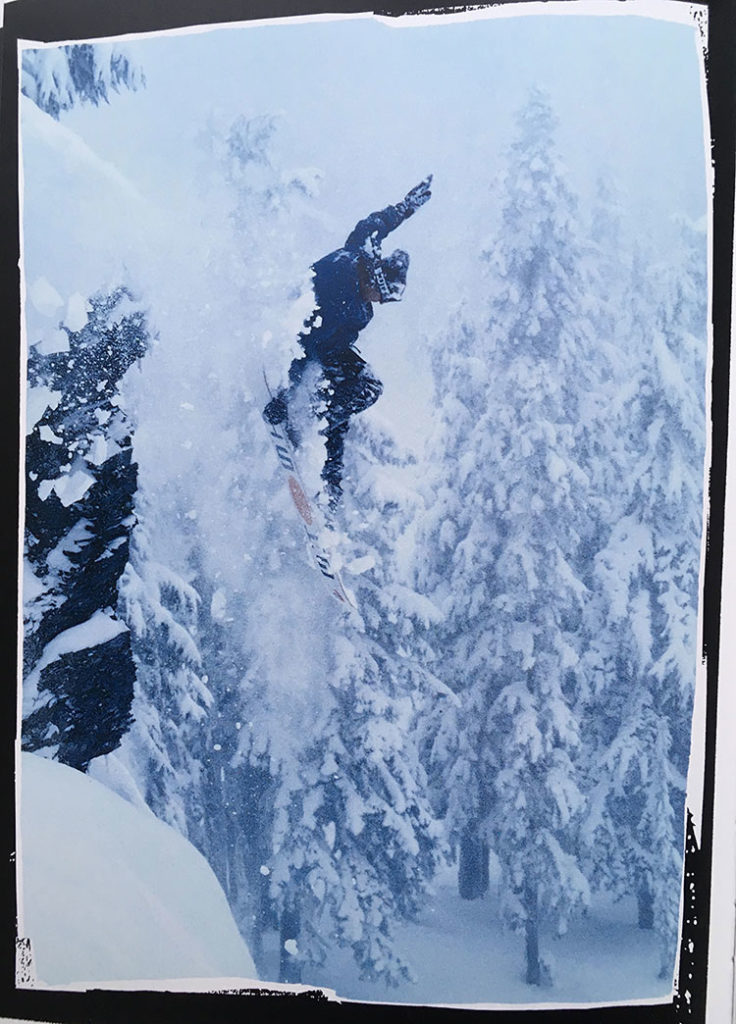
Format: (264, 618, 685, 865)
(262, 391, 300, 448)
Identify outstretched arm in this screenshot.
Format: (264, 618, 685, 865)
(344, 175, 433, 251)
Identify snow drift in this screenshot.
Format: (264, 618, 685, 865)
(18, 751, 257, 987)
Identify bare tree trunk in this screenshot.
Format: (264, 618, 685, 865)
(637, 883, 654, 930)
(279, 901, 302, 984)
(248, 870, 271, 971)
(524, 880, 541, 986)
(458, 824, 489, 900)
(480, 838, 490, 893)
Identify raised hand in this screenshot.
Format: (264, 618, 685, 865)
(397, 175, 433, 219)
(405, 175, 433, 210)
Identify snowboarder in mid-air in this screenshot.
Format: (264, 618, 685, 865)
(264, 175, 433, 510)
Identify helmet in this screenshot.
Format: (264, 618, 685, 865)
(373, 249, 409, 302)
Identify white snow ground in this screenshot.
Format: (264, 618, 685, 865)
(258, 862, 673, 1007)
(18, 752, 257, 988)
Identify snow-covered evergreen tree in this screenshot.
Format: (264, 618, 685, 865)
(419, 90, 622, 984)
(23, 287, 150, 770)
(479, 88, 620, 985)
(581, 219, 706, 976)
(21, 42, 144, 119)
(414, 308, 501, 900)
(255, 417, 445, 986)
(89, 509, 214, 843)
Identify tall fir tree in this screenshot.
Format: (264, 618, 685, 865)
(419, 89, 620, 984)
(414, 308, 500, 901)
(581, 220, 707, 977)
(480, 89, 605, 985)
(256, 415, 445, 987)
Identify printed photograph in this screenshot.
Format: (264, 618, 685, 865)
(17, 2, 711, 1006)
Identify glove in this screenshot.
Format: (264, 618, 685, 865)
(396, 174, 433, 219)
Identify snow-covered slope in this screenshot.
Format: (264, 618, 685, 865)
(19, 92, 156, 370)
(18, 752, 257, 988)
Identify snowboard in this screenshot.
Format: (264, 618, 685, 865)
(262, 374, 355, 609)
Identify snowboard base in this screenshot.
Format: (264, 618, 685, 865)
(263, 378, 355, 609)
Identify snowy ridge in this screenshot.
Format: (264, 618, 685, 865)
(21, 94, 142, 201)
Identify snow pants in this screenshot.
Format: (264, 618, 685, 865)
(288, 348, 383, 507)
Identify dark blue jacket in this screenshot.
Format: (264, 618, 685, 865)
(300, 204, 405, 364)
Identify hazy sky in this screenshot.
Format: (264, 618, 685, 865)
(63, 7, 707, 216)
(52, 4, 708, 446)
